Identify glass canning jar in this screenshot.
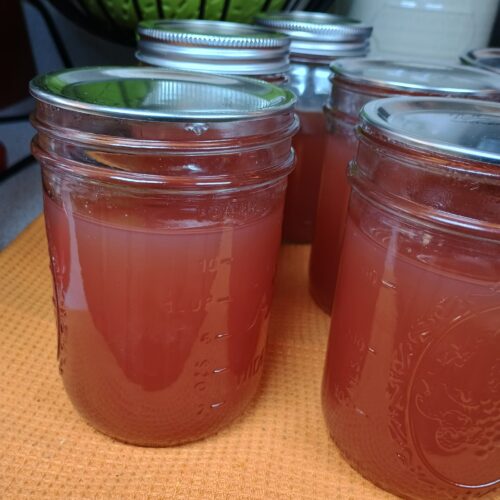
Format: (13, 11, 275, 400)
(30, 67, 298, 446)
(135, 19, 290, 84)
(310, 59, 500, 313)
(322, 96, 500, 499)
(256, 11, 372, 242)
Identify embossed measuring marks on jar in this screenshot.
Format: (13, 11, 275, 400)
(193, 335, 266, 419)
(189, 248, 268, 421)
(160, 254, 233, 415)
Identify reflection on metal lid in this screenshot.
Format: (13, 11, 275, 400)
(30, 66, 296, 122)
(331, 59, 500, 96)
(361, 97, 500, 164)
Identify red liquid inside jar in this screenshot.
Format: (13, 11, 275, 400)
(322, 98, 500, 499)
(282, 110, 327, 243)
(323, 196, 500, 499)
(309, 117, 355, 312)
(44, 184, 283, 445)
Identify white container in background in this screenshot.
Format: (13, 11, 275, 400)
(336, 0, 499, 63)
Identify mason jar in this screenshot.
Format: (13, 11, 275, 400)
(322, 97, 500, 499)
(135, 19, 290, 84)
(310, 59, 500, 313)
(461, 48, 500, 75)
(30, 67, 298, 446)
(256, 11, 372, 242)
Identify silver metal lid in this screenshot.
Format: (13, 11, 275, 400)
(361, 97, 500, 165)
(460, 48, 500, 75)
(136, 20, 290, 76)
(29, 66, 296, 122)
(255, 11, 372, 59)
(331, 59, 500, 96)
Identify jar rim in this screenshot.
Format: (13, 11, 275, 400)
(360, 96, 500, 167)
(29, 66, 296, 122)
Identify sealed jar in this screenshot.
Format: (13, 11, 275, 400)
(461, 48, 500, 75)
(256, 12, 372, 242)
(310, 60, 500, 313)
(136, 19, 290, 84)
(322, 97, 500, 499)
(30, 67, 297, 446)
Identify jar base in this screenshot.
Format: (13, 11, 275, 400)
(328, 431, 496, 500)
(71, 396, 257, 448)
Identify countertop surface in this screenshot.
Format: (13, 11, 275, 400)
(0, 217, 396, 499)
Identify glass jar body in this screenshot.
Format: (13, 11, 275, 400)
(33, 105, 295, 446)
(309, 106, 358, 312)
(309, 82, 373, 311)
(322, 135, 500, 498)
(282, 61, 331, 243)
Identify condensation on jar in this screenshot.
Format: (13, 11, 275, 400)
(256, 12, 372, 243)
(310, 59, 500, 313)
(135, 19, 291, 84)
(30, 67, 298, 447)
(322, 96, 500, 500)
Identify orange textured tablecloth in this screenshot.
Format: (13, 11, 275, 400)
(0, 216, 396, 499)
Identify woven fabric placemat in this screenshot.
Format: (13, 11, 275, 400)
(0, 216, 396, 499)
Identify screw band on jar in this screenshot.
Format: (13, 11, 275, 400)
(255, 11, 372, 62)
(136, 19, 290, 78)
